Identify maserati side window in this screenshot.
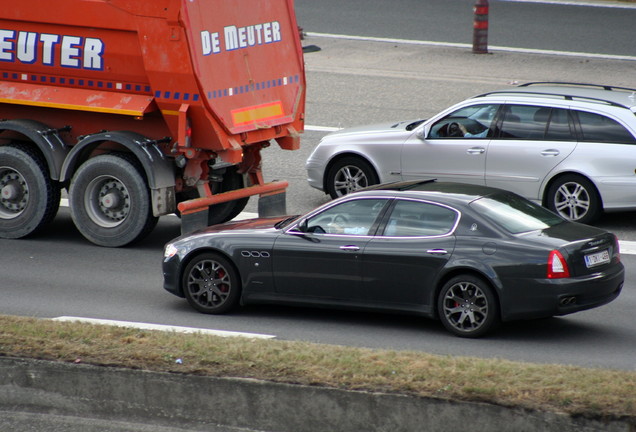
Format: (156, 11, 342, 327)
(304, 198, 387, 235)
(382, 200, 458, 237)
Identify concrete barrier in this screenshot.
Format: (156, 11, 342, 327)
(0, 357, 631, 431)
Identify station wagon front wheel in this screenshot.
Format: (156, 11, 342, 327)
(326, 156, 379, 199)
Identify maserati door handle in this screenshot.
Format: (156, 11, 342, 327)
(340, 245, 360, 252)
(426, 249, 448, 255)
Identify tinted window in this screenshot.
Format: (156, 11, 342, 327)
(429, 104, 498, 139)
(382, 200, 457, 237)
(305, 198, 387, 235)
(575, 111, 636, 144)
(545, 108, 575, 140)
(499, 105, 547, 139)
(470, 193, 563, 234)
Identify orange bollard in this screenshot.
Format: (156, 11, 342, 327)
(473, 0, 489, 54)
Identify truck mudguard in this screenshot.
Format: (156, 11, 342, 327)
(60, 131, 176, 190)
(0, 119, 69, 180)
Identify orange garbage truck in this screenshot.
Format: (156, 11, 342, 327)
(0, 0, 305, 246)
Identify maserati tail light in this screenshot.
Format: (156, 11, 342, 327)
(547, 250, 570, 279)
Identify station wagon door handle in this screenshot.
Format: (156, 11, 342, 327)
(426, 249, 448, 255)
(340, 245, 360, 252)
(466, 147, 486, 155)
(541, 149, 560, 156)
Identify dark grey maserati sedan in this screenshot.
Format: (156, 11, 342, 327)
(163, 180, 624, 337)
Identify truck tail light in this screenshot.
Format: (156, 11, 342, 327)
(184, 117, 192, 148)
(547, 250, 570, 279)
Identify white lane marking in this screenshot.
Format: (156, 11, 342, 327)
(52, 316, 276, 339)
(619, 240, 636, 255)
(232, 211, 258, 221)
(305, 125, 341, 132)
(306, 32, 636, 62)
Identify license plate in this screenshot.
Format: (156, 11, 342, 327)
(584, 249, 610, 268)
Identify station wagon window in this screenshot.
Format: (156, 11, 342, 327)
(497, 105, 573, 140)
(544, 108, 575, 140)
(574, 110, 636, 144)
(429, 104, 498, 139)
(304, 198, 387, 235)
(382, 200, 457, 237)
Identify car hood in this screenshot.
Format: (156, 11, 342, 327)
(324, 119, 424, 139)
(197, 216, 292, 234)
(169, 216, 292, 246)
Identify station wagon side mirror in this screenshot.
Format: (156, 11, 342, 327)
(416, 126, 428, 140)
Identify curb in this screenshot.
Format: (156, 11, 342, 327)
(0, 357, 632, 432)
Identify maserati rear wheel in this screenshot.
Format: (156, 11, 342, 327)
(438, 275, 499, 338)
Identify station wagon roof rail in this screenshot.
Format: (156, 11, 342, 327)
(474, 81, 636, 111)
(518, 82, 636, 93)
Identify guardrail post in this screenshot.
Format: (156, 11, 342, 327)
(472, 0, 489, 54)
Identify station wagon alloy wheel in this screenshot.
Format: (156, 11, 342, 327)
(547, 174, 601, 224)
(438, 275, 498, 338)
(554, 182, 590, 221)
(326, 157, 378, 199)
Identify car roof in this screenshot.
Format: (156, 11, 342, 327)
(354, 180, 503, 204)
(474, 82, 636, 111)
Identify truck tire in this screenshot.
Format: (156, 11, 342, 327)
(0, 144, 60, 238)
(207, 167, 249, 225)
(69, 153, 158, 247)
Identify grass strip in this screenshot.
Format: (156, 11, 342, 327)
(0, 315, 634, 421)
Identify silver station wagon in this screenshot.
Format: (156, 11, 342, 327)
(306, 82, 636, 224)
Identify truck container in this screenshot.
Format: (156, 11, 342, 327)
(0, 0, 305, 246)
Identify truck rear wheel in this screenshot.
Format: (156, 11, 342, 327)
(0, 144, 60, 238)
(69, 153, 158, 247)
(207, 167, 249, 225)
